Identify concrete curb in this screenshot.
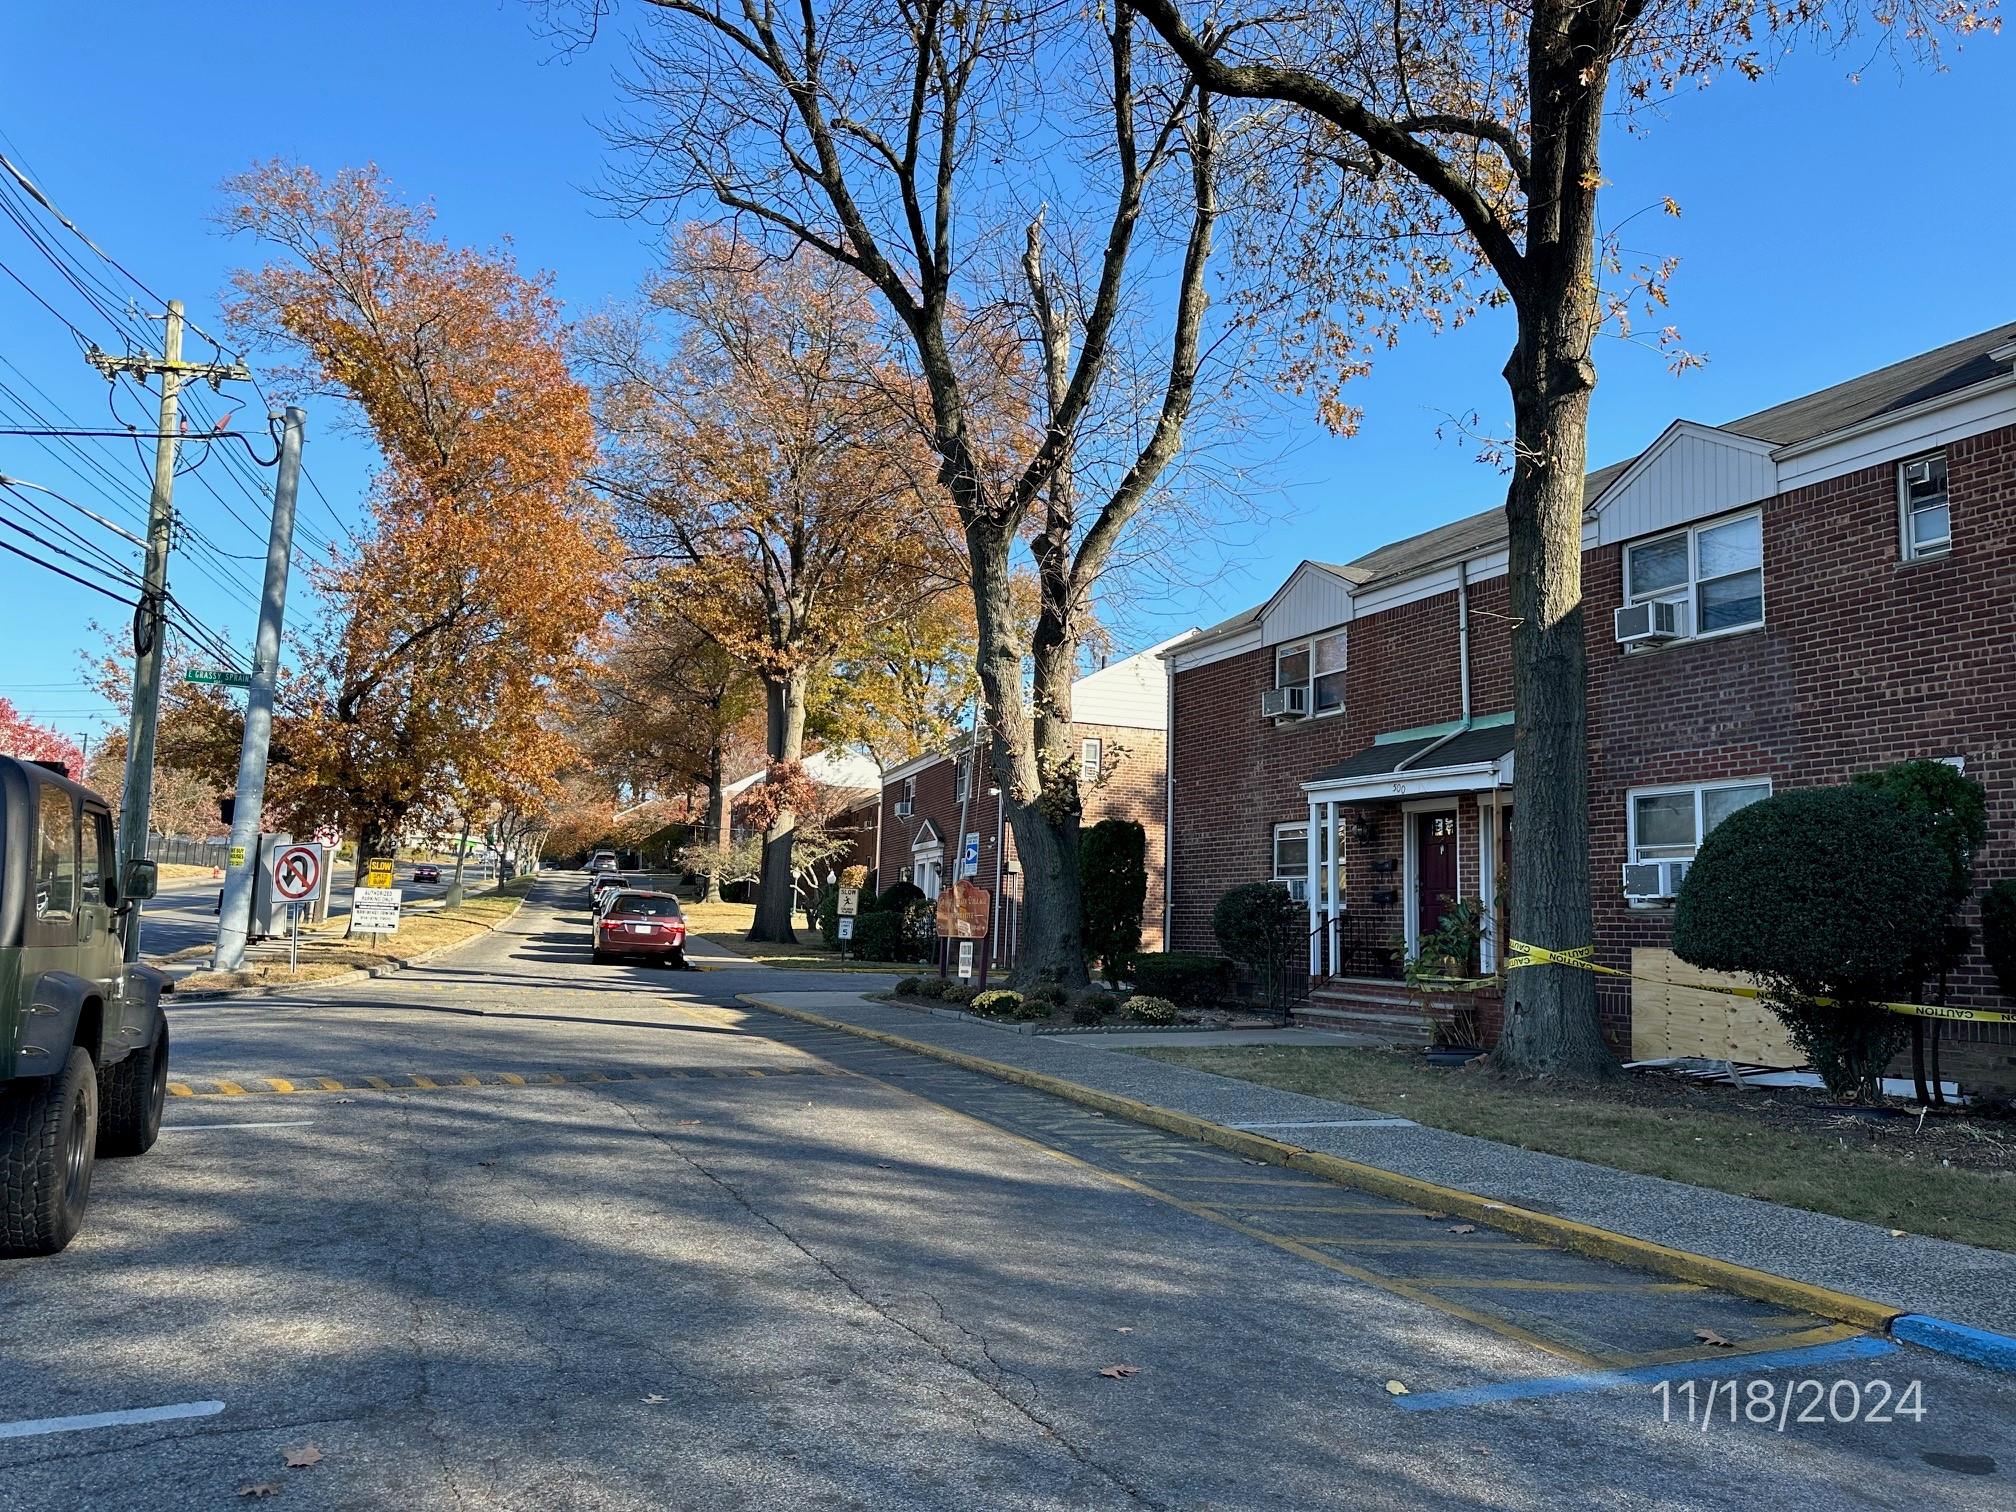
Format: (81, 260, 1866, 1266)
(738, 992, 2016, 1373)
(168, 892, 530, 1002)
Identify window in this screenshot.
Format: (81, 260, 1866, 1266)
(80, 807, 106, 908)
(1274, 631, 1347, 715)
(1628, 778, 1771, 864)
(1626, 511, 1764, 640)
(954, 761, 969, 803)
(902, 777, 916, 802)
(1079, 738, 1103, 783)
(1899, 454, 1950, 560)
(1272, 819, 1339, 907)
(36, 785, 76, 920)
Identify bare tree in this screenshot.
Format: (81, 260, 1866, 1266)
(567, 0, 1227, 985)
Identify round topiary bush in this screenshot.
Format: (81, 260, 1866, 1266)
(893, 976, 924, 996)
(1121, 994, 1180, 1025)
(911, 976, 948, 1000)
(1673, 785, 1948, 1101)
(941, 982, 980, 1006)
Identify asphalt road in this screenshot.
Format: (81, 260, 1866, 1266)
(4, 875, 2012, 1509)
(137, 861, 462, 959)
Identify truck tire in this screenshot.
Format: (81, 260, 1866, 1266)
(99, 1018, 169, 1158)
(0, 1046, 99, 1257)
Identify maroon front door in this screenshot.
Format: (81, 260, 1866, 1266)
(1414, 810, 1458, 944)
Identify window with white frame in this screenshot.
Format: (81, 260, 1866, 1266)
(1079, 738, 1103, 783)
(1899, 454, 1951, 560)
(953, 760, 969, 803)
(1625, 511, 1764, 640)
(1628, 778, 1771, 864)
(1272, 819, 1339, 908)
(1274, 631, 1347, 714)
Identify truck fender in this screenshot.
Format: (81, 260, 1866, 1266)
(16, 971, 100, 1078)
(103, 965, 170, 1068)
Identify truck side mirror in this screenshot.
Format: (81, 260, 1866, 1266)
(122, 858, 159, 902)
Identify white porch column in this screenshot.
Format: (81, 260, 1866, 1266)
(1306, 795, 1321, 976)
(1325, 799, 1340, 974)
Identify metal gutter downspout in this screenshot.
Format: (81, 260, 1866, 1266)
(1394, 560, 1473, 773)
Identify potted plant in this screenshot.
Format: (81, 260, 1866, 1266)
(1405, 899, 1489, 1063)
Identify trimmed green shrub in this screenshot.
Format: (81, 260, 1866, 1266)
(1071, 1002, 1107, 1026)
(850, 908, 906, 962)
(941, 982, 980, 1006)
(1674, 785, 1947, 1101)
(894, 976, 924, 996)
(1080, 819, 1148, 985)
(875, 880, 925, 913)
(1129, 951, 1232, 1007)
(1985, 881, 2016, 1000)
(815, 884, 842, 948)
(910, 975, 948, 999)
(1853, 760, 1988, 910)
(1212, 882, 1305, 1006)
(1121, 994, 1180, 1025)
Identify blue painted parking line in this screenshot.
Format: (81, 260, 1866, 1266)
(1892, 1314, 2016, 1374)
(1391, 1335, 1897, 1412)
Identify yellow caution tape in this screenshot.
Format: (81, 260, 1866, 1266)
(1503, 940, 2016, 1025)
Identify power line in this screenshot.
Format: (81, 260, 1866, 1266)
(0, 536, 135, 606)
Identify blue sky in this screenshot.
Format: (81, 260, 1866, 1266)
(0, 4, 2009, 752)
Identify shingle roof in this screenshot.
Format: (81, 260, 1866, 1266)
(1308, 723, 1516, 785)
(1185, 322, 2016, 645)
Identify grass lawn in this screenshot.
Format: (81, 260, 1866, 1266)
(680, 899, 914, 972)
(1130, 1045, 2016, 1252)
(174, 878, 534, 994)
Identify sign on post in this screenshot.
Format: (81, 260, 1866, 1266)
(957, 941, 975, 980)
(272, 844, 321, 903)
(961, 832, 980, 879)
(364, 857, 395, 889)
(837, 917, 855, 942)
(183, 668, 252, 688)
(228, 844, 246, 868)
(351, 885, 403, 933)
(837, 885, 861, 918)
(932, 880, 991, 941)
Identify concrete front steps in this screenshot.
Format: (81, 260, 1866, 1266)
(1293, 978, 1432, 1046)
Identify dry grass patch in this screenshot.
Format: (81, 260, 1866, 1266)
(174, 879, 533, 994)
(681, 898, 910, 972)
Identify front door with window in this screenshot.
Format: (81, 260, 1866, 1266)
(1414, 810, 1457, 946)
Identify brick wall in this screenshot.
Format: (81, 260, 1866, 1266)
(1588, 423, 2016, 1060)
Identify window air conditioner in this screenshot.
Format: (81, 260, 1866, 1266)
(1622, 859, 1690, 904)
(1260, 685, 1309, 720)
(1614, 598, 1685, 647)
(1281, 877, 1309, 903)
(893, 799, 914, 819)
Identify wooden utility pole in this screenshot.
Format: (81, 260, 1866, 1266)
(88, 301, 250, 960)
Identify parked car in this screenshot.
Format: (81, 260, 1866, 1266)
(413, 863, 442, 884)
(592, 890, 688, 967)
(0, 756, 168, 1256)
(590, 873, 635, 914)
(586, 850, 618, 875)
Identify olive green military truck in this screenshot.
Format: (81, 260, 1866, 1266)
(0, 756, 169, 1256)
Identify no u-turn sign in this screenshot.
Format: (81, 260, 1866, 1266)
(273, 844, 322, 902)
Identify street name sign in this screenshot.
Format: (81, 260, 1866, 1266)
(184, 668, 251, 688)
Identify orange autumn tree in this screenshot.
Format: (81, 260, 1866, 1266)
(583, 230, 959, 940)
(223, 161, 619, 856)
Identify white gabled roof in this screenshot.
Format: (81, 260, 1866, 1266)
(725, 747, 883, 800)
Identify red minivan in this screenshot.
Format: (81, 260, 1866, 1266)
(591, 891, 688, 967)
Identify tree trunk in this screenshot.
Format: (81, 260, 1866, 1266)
(969, 527, 1089, 988)
(748, 668, 806, 942)
(702, 743, 727, 906)
(1489, 49, 1616, 1080)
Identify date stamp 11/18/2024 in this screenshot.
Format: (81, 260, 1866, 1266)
(1655, 1377, 1926, 1431)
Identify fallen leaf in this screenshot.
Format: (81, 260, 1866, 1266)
(1097, 1365, 1140, 1380)
(676, 1119, 701, 1126)
(1420, 1211, 1446, 1221)
(477, 1159, 496, 1168)
(642, 1394, 666, 1404)
(1447, 1224, 1477, 1235)
(876, 1162, 892, 1169)
(1694, 1329, 1734, 1348)
(281, 1444, 324, 1469)
(1889, 1229, 1907, 1238)
(1113, 1326, 1134, 1334)
(237, 1484, 284, 1500)
(1385, 1380, 1409, 1396)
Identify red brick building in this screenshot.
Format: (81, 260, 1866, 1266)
(875, 639, 1181, 968)
(1163, 324, 2016, 1075)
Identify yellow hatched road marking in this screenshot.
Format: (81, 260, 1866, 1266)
(1282, 1236, 1537, 1249)
(454, 1074, 482, 1087)
(499, 1072, 525, 1086)
(1400, 1278, 1705, 1294)
(364, 1076, 393, 1090)
(214, 1080, 246, 1097)
(315, 1077, 345, 1092)
(1224, 1203, 1429, 1215)
(263, 1078, 296, 1094)
(409, 1074, 439, 1090)
(1153, 1175, 1335, 1188)
(167, 1083, 194, 1098)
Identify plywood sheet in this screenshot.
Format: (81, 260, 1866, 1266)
(1629, 948, 1800, 1067)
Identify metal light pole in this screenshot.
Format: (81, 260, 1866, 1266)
(211, 407, 305, 971)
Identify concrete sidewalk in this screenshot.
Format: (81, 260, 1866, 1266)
(743, 989, 2016, 1340)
